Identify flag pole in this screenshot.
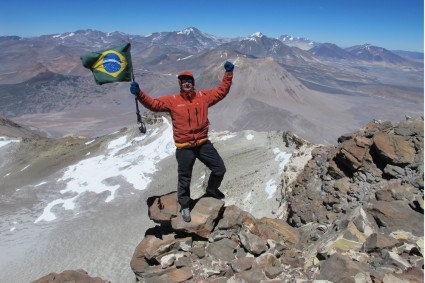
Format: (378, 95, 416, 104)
(128, 39, 146, 134)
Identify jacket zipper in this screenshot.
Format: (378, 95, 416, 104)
(187, 109, 191, 127)
(195, 108, 199, 126)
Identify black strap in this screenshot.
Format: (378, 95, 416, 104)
(135, 97, 146, 134)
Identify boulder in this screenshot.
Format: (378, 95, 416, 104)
(171, 197, 224, 237)
(148, 192, 178, 223)
(316, 253, 370, 283)
(367, 200, 424, 236)
(362, 233, 399, 252)
(373, 132, 416, 165)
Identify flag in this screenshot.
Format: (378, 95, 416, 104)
(80, 43, 132, 85)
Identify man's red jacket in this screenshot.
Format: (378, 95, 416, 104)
(136, 72, 233, 146)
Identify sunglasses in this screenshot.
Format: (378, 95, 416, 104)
(181, 79, 193, 84)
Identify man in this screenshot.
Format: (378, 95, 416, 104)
(130, 61, 234, 222)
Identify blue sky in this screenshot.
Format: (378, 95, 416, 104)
(1, 0, 423, 52)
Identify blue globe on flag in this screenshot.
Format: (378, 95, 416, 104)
(103, 53, 122, 73)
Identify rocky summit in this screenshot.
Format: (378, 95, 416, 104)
(30, 117, 424, 282)
(127, 117, 424, 283)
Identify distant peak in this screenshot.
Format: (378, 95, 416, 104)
(251, 32, 264, 38)
(280, 34, 294, 41)
(178, 27, 199, 35)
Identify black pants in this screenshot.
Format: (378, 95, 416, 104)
(176, 141, 226, 208)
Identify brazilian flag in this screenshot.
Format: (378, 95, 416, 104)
(81, 43, 132, 85)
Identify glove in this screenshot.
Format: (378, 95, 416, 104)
(130, 82, 140, 96)
(224, 61, 234, 72)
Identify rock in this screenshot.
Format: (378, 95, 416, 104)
(257, 217, 301, 246)
(367, 200, 424, 236)
(231, 257, 254, 272)
(31, 269, 111, 283)
(171, 197, 224, 238)
(382, 250, 412, 270)
(382, 273, 409, 283)
(144, 267, 193, 283)
(148, 192, 178, 223)
(383, 164, 405, 178)
(239, 230, 268, 256)
(131, 233, 176, 262)
(232, 269, 267, 283)
(362, 233, 399, 252)
(416, 238, 424, 256)
(258, 253, 283, 279)
(395, 119, 424, 137)
(206, 238, 238, 261)
(316, 253, 370, 283)
(354, 272, 373, 283)
(160, 254, 176, 268)
(175, 256, 192, 268)
(337, 135, 373, 171)
(393, 267, 424, 283)
(373, 132, 415, 165)
(216, 205, 258, 232)
(174, 237, 192, 252)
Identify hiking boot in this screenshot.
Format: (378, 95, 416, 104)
(181, 207, 191, 222)
(206, 189, 225, 199)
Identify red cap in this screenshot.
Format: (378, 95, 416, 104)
(178, 71, 195, 85)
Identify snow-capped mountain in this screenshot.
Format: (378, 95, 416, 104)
(44, 29, 130, 48)
(142, 27, 231, 53)
(217, 32, 316, 64)
(278, 34, 316, 50)
(0, 27, 422, 145)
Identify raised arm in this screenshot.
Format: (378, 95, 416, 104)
(130, 82, 169, 112)
(205, 61, 234, 106)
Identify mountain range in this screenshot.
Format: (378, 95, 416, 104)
(0, 27, 423, 144)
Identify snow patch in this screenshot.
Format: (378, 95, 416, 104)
(245, 134, 254, 140)
(0, 137, 20, 148)
(35, 118, 175, 223)
(178, 28, 195, 35)
(272, 148, 292, 173)
(251, 32, 264, 38)
(177, 55, 193, 61)
(220, 134, 236, 141)
(265, 179, 276, 199)
(244, 191, 252, 201)
(20, 165, 30, 171)
(35, 199, 65, 223)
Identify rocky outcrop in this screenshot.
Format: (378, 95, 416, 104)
(133, 194, 423, 282)
(284, 117, 423, 226)
(132, 117, 423, 282)
(282, 117, 424, 282)
(131, 192, 303, 282)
